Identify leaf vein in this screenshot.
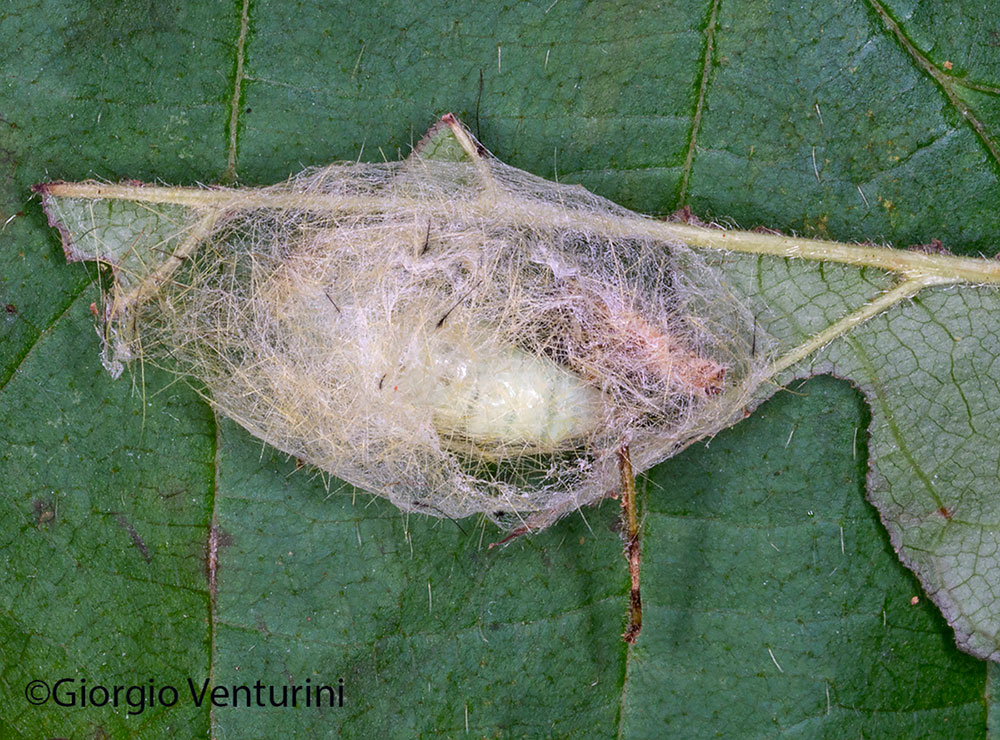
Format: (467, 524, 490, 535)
(223, 0, 251, 184)
(0, 281, 90, 393)
(865, 0, 1000, 171)
(844, 332, 944, 510)
(677, 0, 720, 204)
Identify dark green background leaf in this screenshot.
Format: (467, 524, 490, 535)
(2, 1, 998, 737)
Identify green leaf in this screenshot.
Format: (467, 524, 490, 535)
(723, 252, 1000, 661)
(3, 2, 1000, 739)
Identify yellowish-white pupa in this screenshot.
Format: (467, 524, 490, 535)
(36, 115, 767, 530)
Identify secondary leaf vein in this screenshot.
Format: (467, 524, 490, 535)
(223, 0, 251, 184)
(678, 0, 720, 203)
(866, 0, 1000, 169)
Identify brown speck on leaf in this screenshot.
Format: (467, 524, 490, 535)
(668, 205, 710, 227)
(488, 524, 530, 549)
(938, 506, 954, 520)
(909, 238, 951, 255)
(32, 498, 55, 528)
(114, 514, 151, 563)
(4, 303, 16, 314)
(943, 60, 953, 70)
(752, 225, 785, 236)
(207, 525, 234, 597)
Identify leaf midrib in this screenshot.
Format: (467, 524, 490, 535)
(208, 1, 251, 734)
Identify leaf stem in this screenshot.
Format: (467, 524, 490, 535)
(36, 180, 1000, 285)
(652, 222, 1000, 285)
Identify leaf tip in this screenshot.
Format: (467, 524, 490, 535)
(412, 113, 488, 161)
(32, 181, 84, 264)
